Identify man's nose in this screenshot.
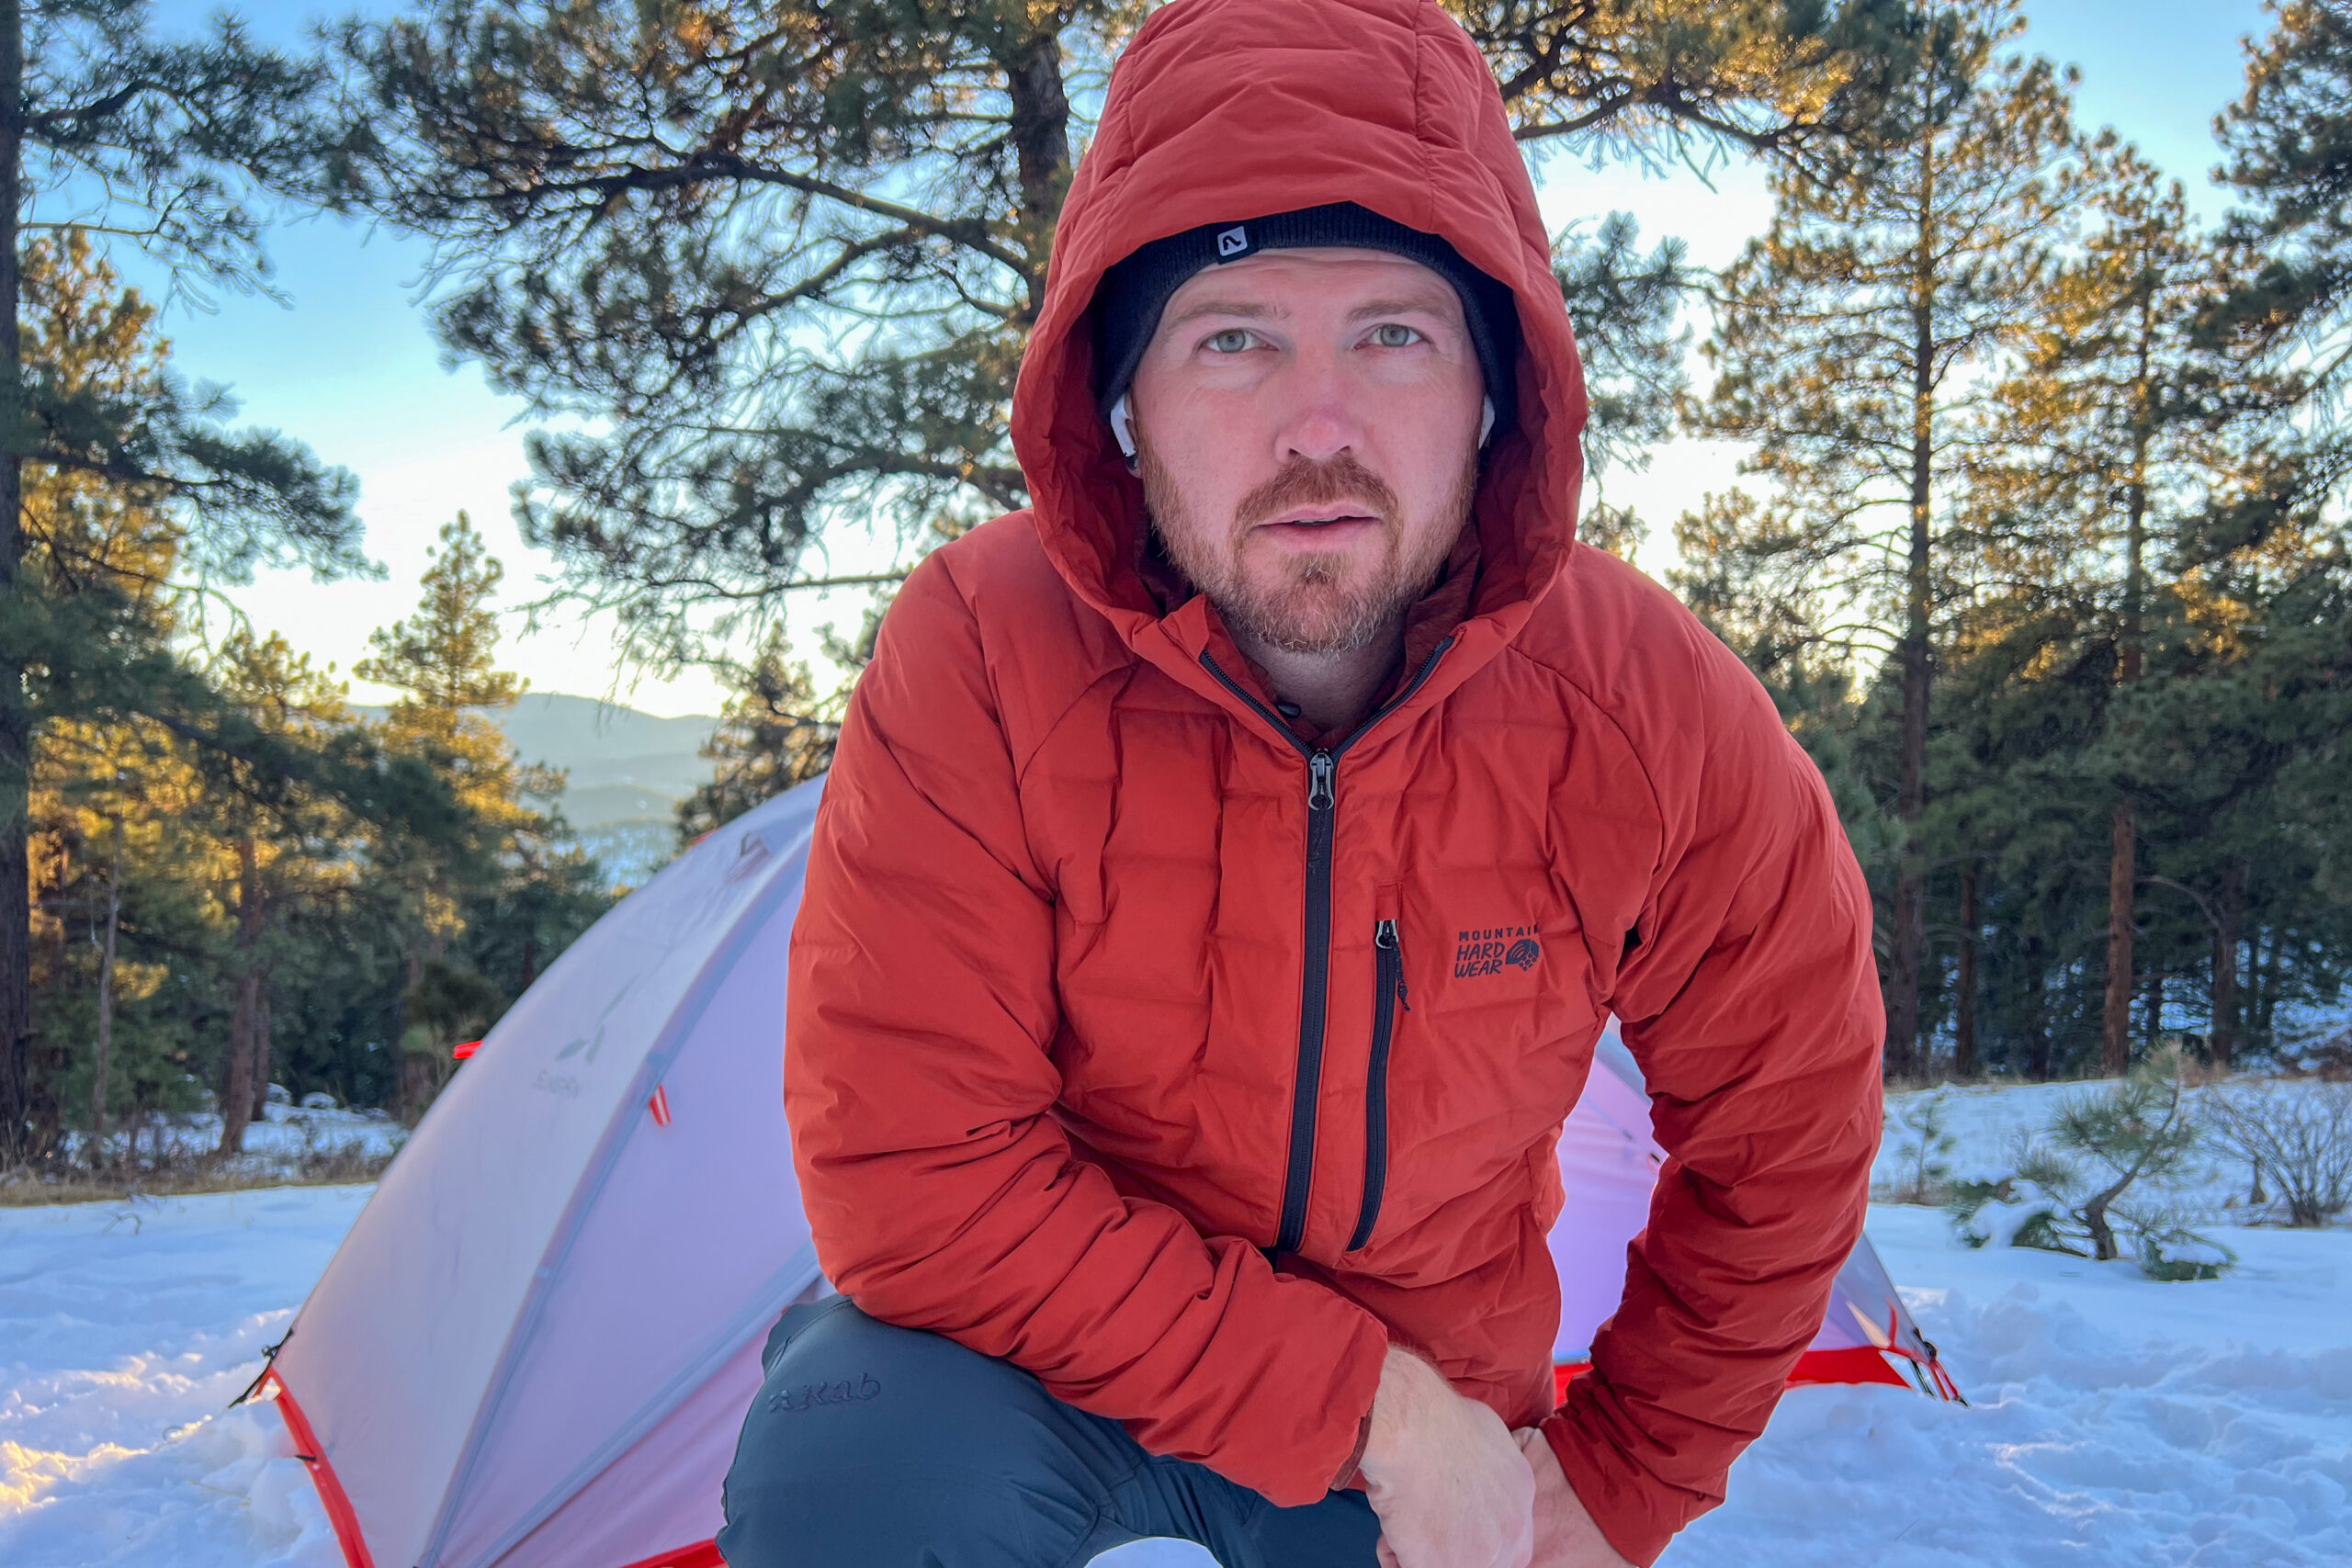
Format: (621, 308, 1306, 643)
(1272, 347, 1365, 462)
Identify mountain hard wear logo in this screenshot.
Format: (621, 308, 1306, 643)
(1216, 225, 1250, 256)
(1454, 926, 1541, 978)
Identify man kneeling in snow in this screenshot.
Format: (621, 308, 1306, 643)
(720, 2, 1882, 1564)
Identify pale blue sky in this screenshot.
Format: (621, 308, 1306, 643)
(135, 0, 2274, 716)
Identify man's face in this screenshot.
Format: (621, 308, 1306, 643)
(1125, 248, 1486, 655)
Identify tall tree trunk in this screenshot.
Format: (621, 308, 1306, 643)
(88, 822, 120, 1166)
(2102, 798, 2136, 1076)
(215, 837, 264, 1159)
(2025, 934, 2051, 1081)
(1954, 863, 1978, 1078)
(2252, 926, 2278, 1050)
(2143, 967, 2163, 1055)
(2211, 861, 2241, 1073)
(0, 0, 31, 1168)
(2103, 424, 2150, 1077)
(249, 996, 272, 1125)
(396, 950, 425, 1122)
(1000, 30, 1071, 324)
(1888, 136, 1939, 1082)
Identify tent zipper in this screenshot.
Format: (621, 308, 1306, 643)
(1198, 635, 1453, 1261)
(1347, 917, 1406, 1251)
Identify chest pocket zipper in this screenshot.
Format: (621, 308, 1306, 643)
(1348, 917, 1408, 1252)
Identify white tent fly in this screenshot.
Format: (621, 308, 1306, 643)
(255, 774, 1956, 1568)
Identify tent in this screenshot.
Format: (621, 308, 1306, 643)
(254, 774, 1957, 1568)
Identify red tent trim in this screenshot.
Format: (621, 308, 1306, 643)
(614, 1542, 725, 1568)
(266, 1374, 377, 1568)
(1553, 1343, 1951, 1407)
(1784, 1345, 1913, 1390)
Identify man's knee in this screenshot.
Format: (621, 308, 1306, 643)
(719, 1297, 1132, 1565)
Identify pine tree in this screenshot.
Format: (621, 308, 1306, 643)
(2215, 0, 2352, 399)
(357, 513, 524, 724)
(1556, 211, 1691, 555)
(1976, 144, 2262, 1075)
(1684, 0, 2076, 1076)
(0, 0, 365, 1163)
(677, 620, 870, 842)
(30, 706, 207, 1163)
(356, 513, 552, 1118)
(1464, 0, 1928, 168)
(198, 628, 359, 1157)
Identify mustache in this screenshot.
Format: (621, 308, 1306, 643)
(1234, 454, 1402, 532)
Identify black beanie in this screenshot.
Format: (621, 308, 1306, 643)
(1093, 202, 1520, 438)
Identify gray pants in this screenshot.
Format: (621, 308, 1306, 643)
(719, 1295, 1382, 1567)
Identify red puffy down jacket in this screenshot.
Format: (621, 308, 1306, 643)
(784, 1, 1884, 1561)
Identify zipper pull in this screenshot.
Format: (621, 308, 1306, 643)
(1308, 750, 1336, 811)
(1377, 919, 1409, 1010)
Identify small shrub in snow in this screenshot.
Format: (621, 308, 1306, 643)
(1883, 1090, 1956, 1204)
(2204, 1081, 2352, 1227)
(1948, 1056, 2212, 1264)
(1948, 1142, 2087, 1253)
(2138, 1227, 2234, 1281)
(1954, 1179, 2072, 1250)
(2051, 1050, 2199, 1261)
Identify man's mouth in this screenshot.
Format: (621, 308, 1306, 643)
(1260, 506, 1382, 530)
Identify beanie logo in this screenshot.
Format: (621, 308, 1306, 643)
(1216, 225, 1250, 257)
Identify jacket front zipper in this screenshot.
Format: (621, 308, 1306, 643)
(1199, 637, 1453, 1261)
(1347, 918, 1406, 1251)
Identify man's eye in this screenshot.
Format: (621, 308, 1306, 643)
(1204, 329, 1255, 354)
(1371, 323, 1422, 348)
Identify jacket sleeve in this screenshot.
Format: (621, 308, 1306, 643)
(1539, 626, 1884, 1567)
(784, 551, 1391, 1506)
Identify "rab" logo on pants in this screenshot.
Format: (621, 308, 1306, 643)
(769, 1373, 882, 1414)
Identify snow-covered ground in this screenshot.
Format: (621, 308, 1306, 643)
(1674, 1207, 2349, 1567)
(4, 1092, 2346, 1567)
(0, 1187, 368, 1564)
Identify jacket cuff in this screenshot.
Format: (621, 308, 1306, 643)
(1291, 1310, 1388, 1502)
(1187, 1295, 1389, 1506)
(1540, 1408, 1678, 1568)
(1330, 1407, 1374, 1491)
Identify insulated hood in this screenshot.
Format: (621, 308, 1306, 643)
(1012, 0, 1590, 655)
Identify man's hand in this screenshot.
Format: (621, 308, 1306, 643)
(1358, 1346, 1534, 1568)
(1514, 1427, 1634, 1568)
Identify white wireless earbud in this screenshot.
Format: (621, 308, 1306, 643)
(1479, 395, 1496, 447)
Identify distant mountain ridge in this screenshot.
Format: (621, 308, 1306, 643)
(494, 694, 719, 797)
(357, 693, 721, 884)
